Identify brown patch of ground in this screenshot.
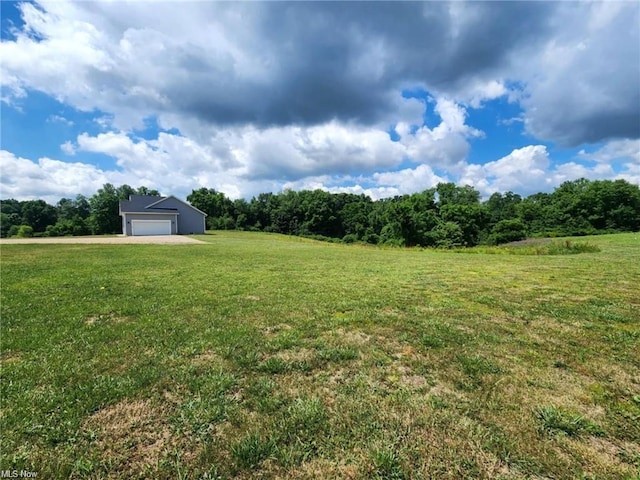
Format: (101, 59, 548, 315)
(392, 345, 418, 360)
(192, 350, 223, 365)
(280, 458, 361, 479)
(563, 436, 639, 477)
(429, 382, 464, 399)
(274, 347, 316, 362)
(264, 323, 293, 337)
(319, 328, 372, 349)
(0, 353, 21, 365)
(85, 312, 129, 326)
(401, 374, 428, 389)
(340, 329, 371, 345)
(84, 398, 190, 476)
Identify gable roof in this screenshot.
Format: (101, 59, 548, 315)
(119, 195, 206, 216)
(146, 195, 207, 216)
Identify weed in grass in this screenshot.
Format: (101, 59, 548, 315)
(370, 447, 407, 480)
(553, 360, 570, 370)
(316, 346, 359, 362)
(536, 405, 603, 438)
(175, 397, 229, 437)
(231, 431, 276, 470)
(420, 321, 468, 349)
(221, 345, 261, 371)
(258, 356, 289, 374)
(279, 397, 328, 441)
(456, 355, 503, 390)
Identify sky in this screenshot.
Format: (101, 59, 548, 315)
(1, 0, 639, 204)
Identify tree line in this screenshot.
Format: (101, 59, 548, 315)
(2, 178, 639, 246)
(1, 184, 159, 239)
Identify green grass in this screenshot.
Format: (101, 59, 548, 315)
(1, 231, 639, 479)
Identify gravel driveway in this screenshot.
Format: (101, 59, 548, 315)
(0, 235, 206, 245)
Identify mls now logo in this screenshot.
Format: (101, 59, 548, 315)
(0, 472, 38, 478)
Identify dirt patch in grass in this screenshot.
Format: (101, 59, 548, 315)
(0, 353, 21, 365)
(281, 458, 361, 479)
(322, 328, 372, 346)
(274, 347, 316, 362)
(564, 436, 639, 476)
(401, 374, 428, 389)
(84, 398, 190, 476)
(391, 344, 418, 360)
(85, 312, 129, 326)
(192, 350, 224, 365)
(264, 323, 293, 337)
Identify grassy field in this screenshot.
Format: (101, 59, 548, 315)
(1, 231, 639, 479)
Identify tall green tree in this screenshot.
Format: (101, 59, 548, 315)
(21, 200, 58, 233)
(89, 184, 120, 234)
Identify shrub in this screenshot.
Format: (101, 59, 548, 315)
(489, 219, 527, 245)
(342, 233, 358, 244)
(15, 225, 34, 238)
(433, 221, 464, 248)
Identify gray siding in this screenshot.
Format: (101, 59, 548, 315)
(155, 197, 206, 234)
(122, 213, 178, 235)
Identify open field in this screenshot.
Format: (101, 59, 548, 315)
(1, 231, 639, 479)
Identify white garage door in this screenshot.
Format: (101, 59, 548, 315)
(131, 220, 172, 236)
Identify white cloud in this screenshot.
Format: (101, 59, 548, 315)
(47, 114, 74, 126)
(519, 2, 639, 145)
(373, 164, 447, 194)
(460, 145, 551, 195)
(579, 139, 640, 164)
(60, 141, 76, 155)
(464, 80, 508, 108)
(0, 150, 123, 203)
(397, 98, 481, 170)
(1, 1, 637, 204)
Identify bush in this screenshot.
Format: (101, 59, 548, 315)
(342, 233, 358, 244)
(15, 225, 34, 238)
(432, 222, 464, 248)
(489, 219, 527, 245)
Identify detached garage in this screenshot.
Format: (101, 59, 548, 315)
(119, 195, 207, 236)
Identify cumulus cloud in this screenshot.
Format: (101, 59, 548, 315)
(1, 1, 638, 203)
(398, 98, 482, 170)
(579, 139, 640, 164)
(456, 145, 638, 198)
(0, 150, 123, 203)
(4, 0, 634, 142)
(520, 2, 640, 146)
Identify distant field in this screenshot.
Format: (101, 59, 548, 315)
(1, 231, 639, 479)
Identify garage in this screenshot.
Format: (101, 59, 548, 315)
(131, 220, 172, 236)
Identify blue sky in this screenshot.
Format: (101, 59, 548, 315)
(1, 1, 638, 203)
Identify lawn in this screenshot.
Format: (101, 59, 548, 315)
(1, 231, 639, 479)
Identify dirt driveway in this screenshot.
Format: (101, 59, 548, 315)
(0, 235, 206, 245)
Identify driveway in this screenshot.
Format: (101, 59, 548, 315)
(0, 235, 206, 245)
